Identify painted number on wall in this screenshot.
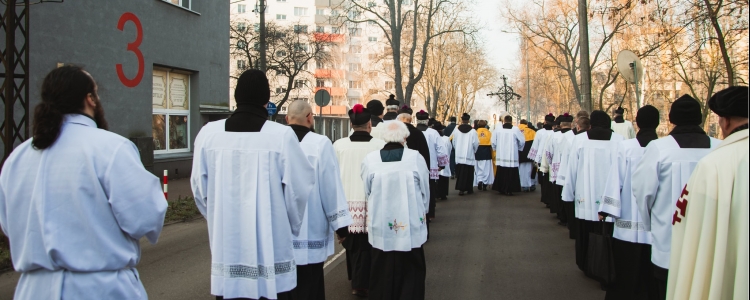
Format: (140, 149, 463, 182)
(116, 12, 144, 88)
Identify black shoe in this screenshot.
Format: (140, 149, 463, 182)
(506, 192, 514, 196)
(458, 191, 465, 196)
(483, 184, 488, 191)
(467, 190, 474, 194)
(558, 221, 567, 226)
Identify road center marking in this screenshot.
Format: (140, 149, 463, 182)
(324, 249, 346, 269)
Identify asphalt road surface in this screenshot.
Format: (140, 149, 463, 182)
(0, 184, 605, 299)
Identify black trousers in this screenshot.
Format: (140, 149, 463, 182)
(428, 179, 437, 218)
(343, 233, 371, 290)
(563, 201, 577, 239)
(605, 240, 651, 300)
(651, 264, 668, 300)
(539, 172, 548, 203)
(216, 292, 293, 300)
(291, 262, 325, 300)
(575, 220, 613, 274)
(553, 184, 565, 222)
(369, 247, 426, 300)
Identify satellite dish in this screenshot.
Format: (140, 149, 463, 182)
(617, 50, 643, 83)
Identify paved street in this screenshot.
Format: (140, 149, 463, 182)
(0, 184, 605, 299)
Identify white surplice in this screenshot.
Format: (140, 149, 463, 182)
(0, 114, 167, 300)
(611, 121, 636, 139)
(362, 149, 430, 251)
(528, 128, 551, 163)
(491, 126, 525, 167)
(540, 130, 575, 183)
(423, 127, 449, 179)
(451, 128, 479, 166)
(439, 136, 453, 177)
(667, 130, 748, 300)
(600, 139, 651, 244)
(191, 120, 316, 299)
(333, 134, 386, 233)
(473, 160, 495, 185)
(561, 132, 624, 221)
(294, 132, 353, 265)
(632, 135, 719, 270)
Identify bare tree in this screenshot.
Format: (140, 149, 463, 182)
(230, 21, 334, 119)
(339, 0, 475, 106)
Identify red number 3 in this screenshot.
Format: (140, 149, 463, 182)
(116, 12, 144, 88)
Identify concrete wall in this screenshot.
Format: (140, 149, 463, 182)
(28, 0, 229, 178)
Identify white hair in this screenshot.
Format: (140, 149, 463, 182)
(396, 113, 412, 123)
(386, 105, 399, 111)
(380, 120, 410, 143)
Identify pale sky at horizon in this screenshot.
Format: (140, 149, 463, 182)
(469, 0, 524, 119)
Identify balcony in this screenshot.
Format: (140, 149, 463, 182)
(314, 87, 347, 96)
(314, 32, 345, 43)
(314, 69, 345, 79)
(312, 105, 347, 115)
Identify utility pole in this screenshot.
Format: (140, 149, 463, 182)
(258, 0, 267, 72)
(525, 37, 531, 121)
(578, 0, 592, 112)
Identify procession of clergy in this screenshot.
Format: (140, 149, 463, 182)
(0, 66, 747, 300)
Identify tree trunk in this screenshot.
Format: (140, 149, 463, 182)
(703, 0, 735, 86)
(578, 0, 592, 112)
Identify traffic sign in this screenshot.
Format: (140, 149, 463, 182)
(266, 102, 277, 116)
(314, 89, 331, 107)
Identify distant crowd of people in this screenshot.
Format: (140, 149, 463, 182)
(0, 66, 746, 300)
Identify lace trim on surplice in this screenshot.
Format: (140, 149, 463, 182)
(211, 260, 296, 279)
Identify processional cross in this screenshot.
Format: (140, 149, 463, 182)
(487, 75, 521, 111)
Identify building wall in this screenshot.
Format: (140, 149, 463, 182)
(28, 0, 229, 178)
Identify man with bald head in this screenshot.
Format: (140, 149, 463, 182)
(286, 100, 353, 300)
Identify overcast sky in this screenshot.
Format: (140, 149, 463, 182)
(468, 0, 522, 118)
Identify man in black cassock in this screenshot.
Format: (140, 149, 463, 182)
(451, 113, 479, 195)
(367, 99, 385, 127)
(444, 116, 458, 176)
(383, 95, 400, 121)
(397, 112, 431, 167)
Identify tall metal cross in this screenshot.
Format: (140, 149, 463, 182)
(487, 75, 521, 111)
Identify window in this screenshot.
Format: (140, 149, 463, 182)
(368, 20, 376, 26)
(316, 61, 325, 69)
(277, 0, 286, 2)
(384, 63, 394, 72)
(316, 26, 325, 33)
(350, 45, 362, 53)
(348, 10, 361, 19)
(294, 7, 308, 16)
(331, 10, 339, 16)
(349, 81, 362, 89)
(276, 14, 287, 20)
(349, 27, 362, 37)
(237, 41, 247, 49)
(237, 22, 247, 32)
(316, 8, 325, 15)
(368, 71, 378, 77)
(385, 81, 394, 90)
(152, 68, 191, 154)
(276, 87, 286, 93)
(295, 80, 307, 88)
(237, 60, 246, 69)
(402, 0, 412, 5)
(367, 1, 376, 7)
(254, 23, 260, 32)
(276, 50, 287, 57)
(368, 36, 377, 42)
(237, 4, 246, 13)
(294, 43, 308, 52)
(294, 25, 308, 33)
(349, 63, 361, 72)
(167, 0, 191, 9)
(368, 53, 377, 60)
(316, 79, 325, 87)
(331, 27, 341, 34)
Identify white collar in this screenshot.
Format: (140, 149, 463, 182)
(63, 114, 97, 128)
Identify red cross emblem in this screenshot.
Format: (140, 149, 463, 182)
(672, 185, 689, 225)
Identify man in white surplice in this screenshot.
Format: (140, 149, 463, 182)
(561, 110, 623, 272)
(491, 115, 525, 196)
(285, 101, 353, 300)
(191, 70, 316, 300)
(668, 86, 749, 300)
(598, 105, 661, 299)
(451, 113, 479, 195)
(611, 106, 636, 139)
(632, 95, 719, 299)
(0, 66, 167, 299)
(362, 121, 429, 300)
(333, 104, 386, 297)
